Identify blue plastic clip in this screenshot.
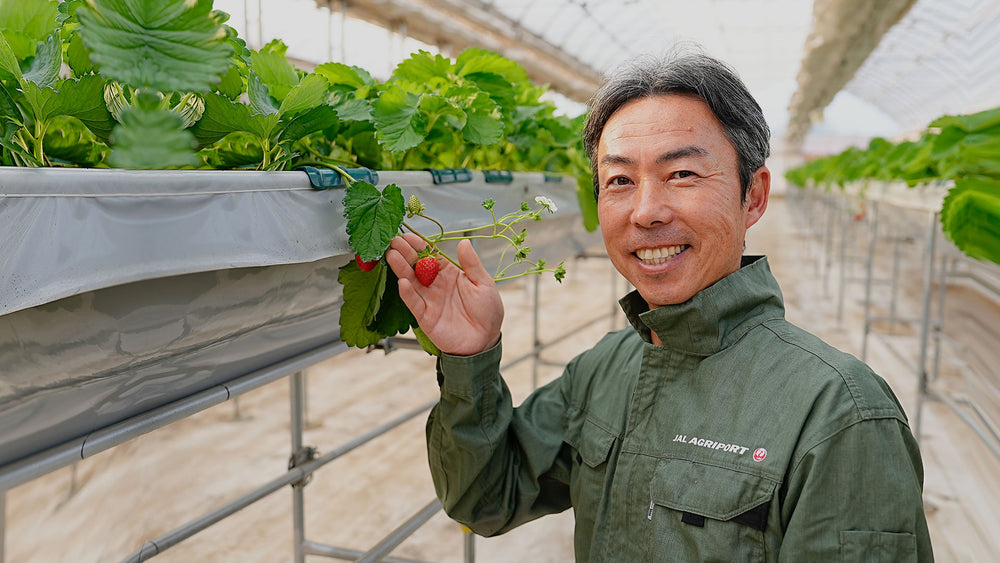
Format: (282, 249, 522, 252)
(426, 168, 473, 184)
(483, 170, 514, 183)
(298, 166, 379, 189)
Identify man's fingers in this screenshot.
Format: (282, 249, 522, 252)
(389, 234, 424, 266)
(395, 276, 425, 319)
(456, 239, 494, 286)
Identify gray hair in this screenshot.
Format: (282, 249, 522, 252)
(583, 50, 771, 202)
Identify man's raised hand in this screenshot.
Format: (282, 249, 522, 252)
(386, 233, 504, 356)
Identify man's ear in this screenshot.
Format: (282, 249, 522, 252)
(744, 166, 770, 229)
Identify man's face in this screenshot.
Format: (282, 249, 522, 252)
(596, 94, 769, 309)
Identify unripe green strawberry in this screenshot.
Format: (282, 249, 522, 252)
(414, 256, 440, 286)
(355, 254, 378, 272)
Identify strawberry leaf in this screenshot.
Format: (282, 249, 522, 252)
(278, 73, 329, 118)
(942, 177, 1000, 265)
(0, 0, 59, 60)
(462, 92, 503, 145)
(455, 47, 528, 85)
(337, 259, 388, 348)
(371, 84, 425, 152)
(249, 40, 298, 102)
(277, 103, 339, 144)
(343, 181, 405, 262)
(77, 0, 233, 93)
(314, 61, 374, 92)
(393, 50, 453, 86)
(248, 72, 279, 116)
(191, 91, 276, 145)
(22, 31, 61, 89)
(108, 105, 199, 168)
(367, 266, 416, 337)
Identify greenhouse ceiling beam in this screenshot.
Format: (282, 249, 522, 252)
(785, 0, 917, 148)
(320, 0, 604, 102)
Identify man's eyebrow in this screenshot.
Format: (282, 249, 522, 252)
(599, 146, 708, 167)
(599, 154, 634, 167)
(656, 146, 708, 163)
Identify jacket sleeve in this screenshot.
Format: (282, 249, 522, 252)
(426, 341, 574, 536)
(778, 416, 934, 562)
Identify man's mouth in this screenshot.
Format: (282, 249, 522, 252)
(636, 245, 689, 265)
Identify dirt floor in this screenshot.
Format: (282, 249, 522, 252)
(6, 195, 1000, 562)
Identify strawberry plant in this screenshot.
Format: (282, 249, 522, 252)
(0, 0, 598, 227)
(0, 0, 588, 351)
(337, 171, 566, 352)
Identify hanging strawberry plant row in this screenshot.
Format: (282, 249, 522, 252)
(785, 105, 1000, 265)
(0, 0, 596, 227)
(0, 0, 595, 355)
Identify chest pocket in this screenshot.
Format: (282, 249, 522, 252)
(566, 416, 617, 518)
(647, 458, 777, 562)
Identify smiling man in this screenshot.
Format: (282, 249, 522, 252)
(387, 51, 933, 561)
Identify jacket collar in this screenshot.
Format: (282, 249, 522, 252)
(619, 255, 785, 356)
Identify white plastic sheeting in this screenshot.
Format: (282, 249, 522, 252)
(845, 0, 1000, 134)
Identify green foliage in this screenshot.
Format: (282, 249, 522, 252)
(0, 0, 592, 352)
(0, 0, 59, 60)
(343, 181, 405, 262)
(785, 105, 1000, 265)
(338, 259, 391, 348)
(77, 0, 233, 93)
(0, 0, 597, 229)
(108, 105, 199, 168)
(941, 177, 1000, 265)
(0, 0, 596, 214)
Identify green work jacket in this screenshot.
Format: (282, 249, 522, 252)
(428, 256, 933, 561)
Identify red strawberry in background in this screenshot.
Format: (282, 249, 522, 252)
(355, 255, 378, 272)
(414, 256, 440, 286)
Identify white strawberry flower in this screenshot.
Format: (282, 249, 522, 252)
(534, 195, 557, 213)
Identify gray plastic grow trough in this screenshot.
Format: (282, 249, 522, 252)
(0, 167, 597, 485)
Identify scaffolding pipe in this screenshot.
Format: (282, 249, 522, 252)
(500, 312, 612, 371)
(291, 371, 307, 563)
(837, 208, 849, 325)
(1, 490, 5, 563)
(889, 234, 904, 332)
(463, 527, 475, 563)
(931, 254, 950, 384)
(933, 392, 1000, 462)
(0, 340, 349, 493)
(862, 200, 879, 361)
(355, 500, 442, 563)
(302, 540, 429, 562)
(914, 212, 940, 441)
(118, 399, 437, 563)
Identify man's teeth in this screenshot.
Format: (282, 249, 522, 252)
(636, 245, 687, 264)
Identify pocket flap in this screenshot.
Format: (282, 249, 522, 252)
(650, 458, 776, 521)
(570, 417, 616, 468)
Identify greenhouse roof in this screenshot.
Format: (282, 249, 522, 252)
(239, 0, 1000, 149)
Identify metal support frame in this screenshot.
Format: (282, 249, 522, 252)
(291, 371, 308, 563)
(806, 186, 1000, 461)
(913, 212, 940, 440)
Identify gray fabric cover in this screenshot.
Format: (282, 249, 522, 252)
(0, 167, 594, 468)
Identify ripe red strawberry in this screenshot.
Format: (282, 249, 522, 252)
(355, 254, 378, 272)
(414, 256, 440, 286)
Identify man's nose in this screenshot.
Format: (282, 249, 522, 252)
(629, 180, 674, 228)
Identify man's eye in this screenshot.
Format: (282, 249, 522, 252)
(671, 170, 696, 179)
(608, 176, 632, 186)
